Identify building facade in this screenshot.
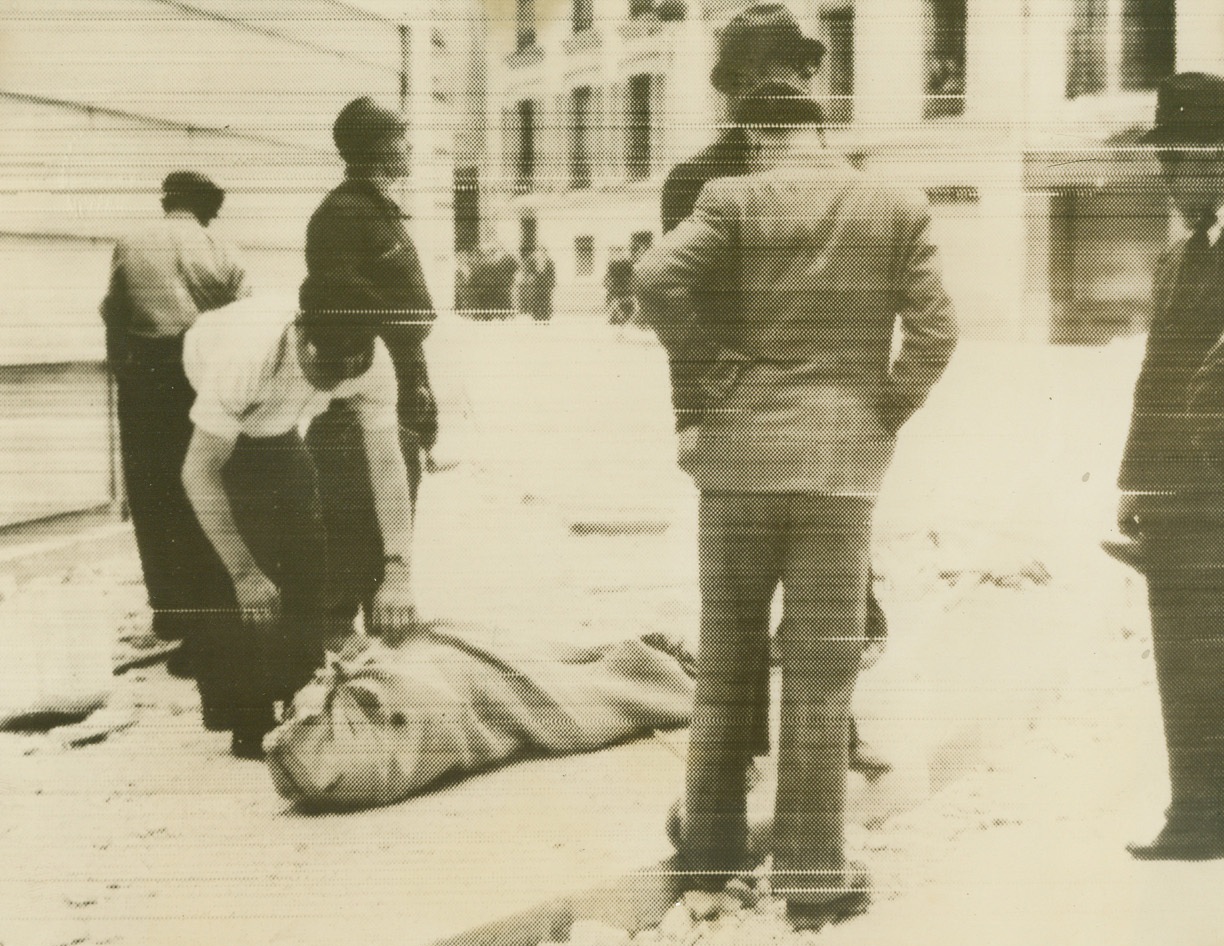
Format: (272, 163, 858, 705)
(479, 0, 1224, 341)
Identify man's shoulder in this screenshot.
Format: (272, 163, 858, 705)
(666, 133, 749, 186)
(309, 180, 387, 225)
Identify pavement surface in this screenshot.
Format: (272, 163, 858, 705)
(4, 320, 1222, 946)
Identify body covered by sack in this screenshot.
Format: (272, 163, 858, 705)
(265, 623, 694, 809)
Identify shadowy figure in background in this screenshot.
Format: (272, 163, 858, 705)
(1116, 72, 1224, 862)
(605, 246, 635, 328)
(516, 244, 557, 321)
(302, 97, 438, 644)
(468, 240, 518, 319)
(100, 171, 249, 676)
(635, 70, 956, 930)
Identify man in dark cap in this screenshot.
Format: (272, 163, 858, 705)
(303, 97, 438, 643)
(1116, 72, 1224, 861)
(180, 273, 417, 759)
(636, 77, 956, 928)
(99, 171, 249, 674)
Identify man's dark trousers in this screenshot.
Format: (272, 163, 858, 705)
(1142, 515, 1224, 828)
(113, 334, 230, 645)
(194, 432, 328, 736)
(686, 491, 871, 900)
(306, 401, 421, 638)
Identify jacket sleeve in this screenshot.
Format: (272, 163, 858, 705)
(306, 193, 436, 427)
(634, 180, 736, 334)
(1117, 247, 1180, 490)
(99, 244, 128, 331)
(880, 194, 958, 430)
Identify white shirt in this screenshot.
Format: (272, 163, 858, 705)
(183, 292, 398, 441)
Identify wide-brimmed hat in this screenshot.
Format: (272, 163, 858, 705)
(333, 97, 408, 167)
(1140, 72, 1224, 146)
(731, 79, 825, 127)
(710, 4, 825, 95)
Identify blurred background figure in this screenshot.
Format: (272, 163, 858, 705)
(605, 246, 635, 329)
(468, 239, 518, 319)
(99, 171, 249, 677)
(516, 244, 556, 322)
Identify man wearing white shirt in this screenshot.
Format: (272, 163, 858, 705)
(181, 270, 415, 759)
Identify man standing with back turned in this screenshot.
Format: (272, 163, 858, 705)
(635, 77, 956, 928)
(1117, 72, 1224, 861)
(658, 2, 890, 780)
(100, 172, 248, 673)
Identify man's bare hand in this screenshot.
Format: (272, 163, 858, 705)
(370, 560, 416, 643)
(233, 569, 280, 626)
(1117, 493, 1145, 538)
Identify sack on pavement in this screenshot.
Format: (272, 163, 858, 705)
(265, 623, 695, 810)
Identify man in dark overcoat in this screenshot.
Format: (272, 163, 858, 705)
(1118, 72, 1224, 861)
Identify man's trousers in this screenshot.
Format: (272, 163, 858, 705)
(685, 491, 872, 903)
(112, 333, 229, 643)
(194, 432, 328, 737)
(306, 401, 421, 638)
(1144, 525, 1224, 827)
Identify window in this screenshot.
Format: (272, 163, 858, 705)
(516, 0, 536, 50)
(570, 86, 594, 190)
(516, 99, 536, 193)
(1066, 0, 1107, 98)
(923, 0, 966, 119)
(626, 74, 653, 180)
(1067, 0, 1175, 97)
(820, 7, 854, 124)
(629, 0, 655, 17)
(575, 236, 595, 277)
(573, 0, 593, 32)
(1120, 0, 1175, 91)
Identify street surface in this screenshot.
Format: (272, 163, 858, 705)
(4, 318, 1222, 945)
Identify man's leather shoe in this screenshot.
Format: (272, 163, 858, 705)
(785, 860, 871, 931)
(1127, 817, 1224, 861)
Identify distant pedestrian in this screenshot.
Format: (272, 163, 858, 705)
(469, 240, 518, 318)
(180, 272, 418, 759)
(303, 97, 438, 644)
(635, 77, 957, 928)
(1116, 72, 1224, 861)
(604, 247, 634, 327)
(516, 244, 556, 321)
(99, 171, 249, 675)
